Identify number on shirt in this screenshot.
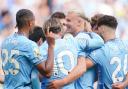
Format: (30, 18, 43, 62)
(110, 54, 128, 83)
(2, 49, 20, 75)
(53, 50, 75, 76)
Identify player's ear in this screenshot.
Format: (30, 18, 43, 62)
(28, 20, 34, 27)
(26, 21, 31, 27)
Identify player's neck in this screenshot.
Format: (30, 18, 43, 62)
(17, 28, 29, 38)
(103, 31, 116, 42)
(74, 28, 83, 37)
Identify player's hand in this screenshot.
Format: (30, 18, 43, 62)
(47, 80, 64, 89)
(45, 27, 55, 48)
(112, 82, 125, 89)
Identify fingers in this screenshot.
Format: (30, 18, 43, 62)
(49, 31, 55, 38)
(112, 83, 122, 89)
(46, 28, 55, 38)
(45, 27, 50, 36)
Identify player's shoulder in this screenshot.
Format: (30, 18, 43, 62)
(14, 33, 39, 50)
(23, 39, 39, 52)
(1, 33, 15, 48)
(63, 34, 77, 44)
(63, 33, 74, 39)
(75, 32, 90, 38)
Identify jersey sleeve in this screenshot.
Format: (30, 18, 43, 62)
(87, 48, 105, 65)
(76, 32, 104, 57)
(25, 41, 44, 65)
(86, 32, 104, 50)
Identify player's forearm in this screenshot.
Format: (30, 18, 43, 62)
(44, 46, 54, 77)
(123, 73, 128, 88)
(60, 57, 87, 85)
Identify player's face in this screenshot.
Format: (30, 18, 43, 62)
(60, 19, 67, 35)
(66, 13, 78, 34)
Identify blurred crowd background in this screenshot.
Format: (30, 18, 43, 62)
(0, 0, 128, 46)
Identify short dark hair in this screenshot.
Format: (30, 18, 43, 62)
(97, 15, 118, 29)
(91, 14, 104, 28)
(29, 26, 46, 42)
(43, 18, 62, 34)
(16, 9, 35, 29)
(51, 12, 65, 19)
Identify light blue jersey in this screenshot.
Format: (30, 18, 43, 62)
(1, 33, 43, 89)
(75, 32, 104, 89)
(88, 38, 128, 89)
(40, 37, 78, 89)
(40, 33, 104, 89)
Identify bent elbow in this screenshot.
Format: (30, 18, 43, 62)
(45, 72, 52, 78)
(43, 66, 53, 78)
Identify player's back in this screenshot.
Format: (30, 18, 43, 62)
(40, 36, 78, 89)
(1, 33, 40, 89)
(96, 38, 128, 89)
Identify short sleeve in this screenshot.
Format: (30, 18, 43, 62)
(24, 41, 43, 65)
(75, 33, 88, 57)
(87, 48, 105, 65)
(85, 32, 104, 50)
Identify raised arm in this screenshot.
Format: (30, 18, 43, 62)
(36, 32, 55, 78)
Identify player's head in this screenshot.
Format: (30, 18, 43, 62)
(51, 12, 66, 19)
(43, 18, 63, 37)
(91, 14, 104, 32)
(16, 9, 35, 35)
(66, 10, 90, 36)
(29, 26, 46, 46)
(51, 12, 67, 36)
(96, 15, 118, 39)
(81, 14, 91, 32)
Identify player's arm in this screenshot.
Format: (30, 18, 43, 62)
(60, 57, 94, 84)
(123, 73, 128, 88)
(47, 48, 102, 89)
(86, 32, 104, 50)
(47, 57, 94, 89)
(38, 73, 43, 82)
(36, 45, 54, 77)
(112, 73, 128, 89)
(36, 32, 55, 78)
(76, 32, 104, 51)
(122, 73, 128, 88)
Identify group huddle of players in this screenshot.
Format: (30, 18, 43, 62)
(0, 9, 128, 89)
